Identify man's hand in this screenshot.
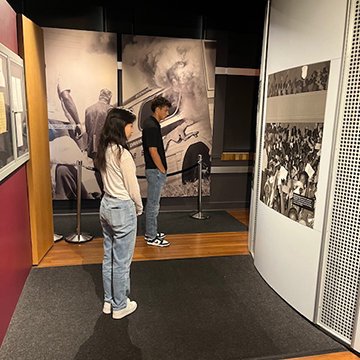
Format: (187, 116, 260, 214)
(75, 124, 82, 138)
(149, 147, 166, 174)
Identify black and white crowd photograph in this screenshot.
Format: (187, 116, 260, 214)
(260, 61, 330, 228)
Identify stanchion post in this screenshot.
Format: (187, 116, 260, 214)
(190, 154, 210, 220)
(65, 160, 94, 243)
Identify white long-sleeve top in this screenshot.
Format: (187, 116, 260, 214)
(101, 144, 143, 215)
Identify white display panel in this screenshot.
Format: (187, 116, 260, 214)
(267, 0, 347, 74)
(255, 202, 321, 318)
(253, 0, 348, 320)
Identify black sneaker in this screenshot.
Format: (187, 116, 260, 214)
(145, 236, 170, 247)
(144, 232, 166, 242)
(157, 232, 166, 240)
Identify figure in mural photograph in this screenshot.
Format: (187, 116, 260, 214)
(142, 96, 171, 247)
(48, 82, 96, 200)
(44, 28, 118, 200)
(96, 107, 143, 320)
(85, 88, 113, 191)
(48, 77, 83, 145)
(49, 127, 94, 200)
(57, 79, 83, 142)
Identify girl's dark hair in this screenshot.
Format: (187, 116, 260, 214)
(95, 107, 136, 172)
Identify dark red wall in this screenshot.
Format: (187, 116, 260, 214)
(0, 0, 32, 346)
(0, 0, 18, 53)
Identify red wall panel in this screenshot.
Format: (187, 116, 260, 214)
(0, 0, 32, 346)
(0, 168, 32, 345)
(0, 0, 18, 53)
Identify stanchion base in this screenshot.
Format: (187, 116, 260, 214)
(65, 233, 94, 244)
(190, 211, 210, 220)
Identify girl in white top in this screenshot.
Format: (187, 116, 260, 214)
(95, 107, 142, 320)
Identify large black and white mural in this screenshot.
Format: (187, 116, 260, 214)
(43, 28, 117, 200)
(260, 61, 330, 228)
(122, 35, 215, 197)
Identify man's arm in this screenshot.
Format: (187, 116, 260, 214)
(60, 90, 82, 137)
(60, 90, 81, 125)
(149, 147, 166, 174)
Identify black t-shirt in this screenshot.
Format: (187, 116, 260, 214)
(142, 116, 167, 170)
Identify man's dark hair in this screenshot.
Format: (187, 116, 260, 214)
(151, 96, 171, 113)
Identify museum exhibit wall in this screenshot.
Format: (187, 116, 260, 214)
(249, 0, 360, 351)
(0, 0, 32, 346)
(7, 0, 266, 211)
(250, 0, 348, 320)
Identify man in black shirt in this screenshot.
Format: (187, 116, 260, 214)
(142, 96, 171, 247)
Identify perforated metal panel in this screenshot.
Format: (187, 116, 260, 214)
(318, 0, 360, 343)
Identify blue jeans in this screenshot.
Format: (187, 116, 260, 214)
(145, 169, 166, 239)
(100, 194, 137, 311)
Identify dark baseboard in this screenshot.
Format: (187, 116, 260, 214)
(53, 198, 250, 214)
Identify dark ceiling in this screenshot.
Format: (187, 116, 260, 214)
(6, 0, 267, 34)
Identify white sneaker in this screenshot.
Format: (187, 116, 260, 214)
(103, 298, 131, 315)
(103, 302, 111, 314)
(112, 300, 137, 320)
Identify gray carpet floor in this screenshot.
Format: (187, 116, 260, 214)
(0, 256, 345, 360)
(54, 210, 248, 238)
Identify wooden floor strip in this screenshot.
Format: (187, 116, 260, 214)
(287, 351, 359, 359)
(38, 231, 249, 268)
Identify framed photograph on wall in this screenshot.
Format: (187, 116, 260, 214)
(0, 42, 29, 182)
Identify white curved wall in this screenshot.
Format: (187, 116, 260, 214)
(252, 0, 348, 320)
